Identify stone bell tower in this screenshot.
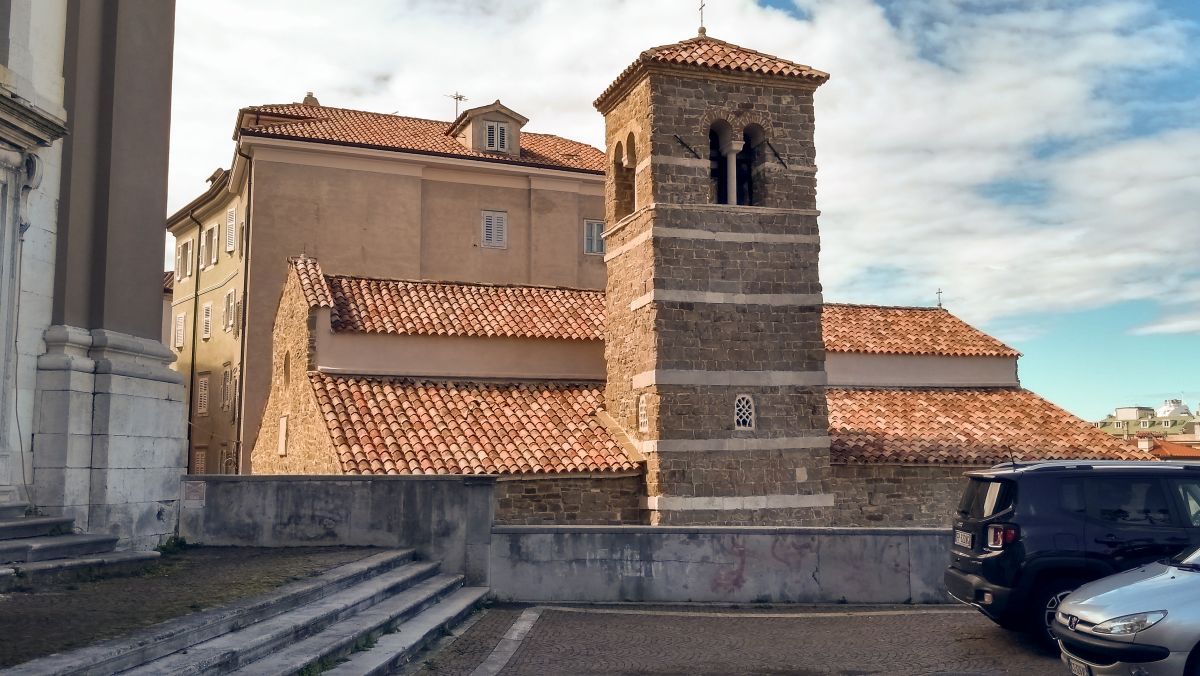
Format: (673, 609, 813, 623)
(595, 30, 833, 525)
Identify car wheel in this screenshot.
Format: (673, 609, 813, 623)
(1027, 578, 1081, 650)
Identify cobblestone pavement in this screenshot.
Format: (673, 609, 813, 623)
(412, 604, 1063, 675)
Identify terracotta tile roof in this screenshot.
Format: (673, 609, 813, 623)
(822, 304, 1020, 357)
(290, 257, 333, 308)
(289, 258, 604, 341)
(240, 103, 604, 174)
(827, 387, 1157, 465)
(310, 373, 636, 475)
(596, 32, 828, 110)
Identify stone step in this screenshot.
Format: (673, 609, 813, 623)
(0, 550, 160, 592)
(229, 574, 471, 676)
(0, 515, 75, 541)
(0, 501, 29, 519)
(0, 533, 118, 564)
(123, 560, 446, 675)
(6, 548, 417, 676)
(322, 586, 490, 676)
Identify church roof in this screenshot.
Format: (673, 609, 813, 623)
(289, 258, 604, 341)
(827, 387, 1156, 465)
(822, 304, 1019, 358)
(310, 373, 636, 475)
(238, 102, 604, 174)
(595, 31, 829, 111)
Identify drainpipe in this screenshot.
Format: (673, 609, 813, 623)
(186, 209, 204, 463)
(234, 145, 253, 474)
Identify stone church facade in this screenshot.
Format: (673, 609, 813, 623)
(241, 32, 1148, 527)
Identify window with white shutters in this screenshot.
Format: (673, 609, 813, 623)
(196, 374, 210, 416)
(485, 121, 509, 151)
(481, 210, 507, 249)
(177, 240, 194, 279)
(208, 227, 218, 265)
(202, 303, 212, 339)
(185, 240, 194, 277)
(198, 231, 207, 268)
(175, 245, 183, 281)
(174, 314, 185, 349)
(222, 367, 232, 410)
(231, 366, 240, 411)
(234, 299, 242, 337)
(223, 290, 235, 332)
(192, 447, 207, 474)
(584, 219, 605, 255)
(225, 208, 236, 253)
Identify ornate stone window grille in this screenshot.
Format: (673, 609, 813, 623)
(637, 393, 649, 433)
(734, 394, 755, 430)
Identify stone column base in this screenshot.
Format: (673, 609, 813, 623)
(32, 326, 186, 550)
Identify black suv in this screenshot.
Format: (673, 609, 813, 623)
(945, 460, 1200, 645)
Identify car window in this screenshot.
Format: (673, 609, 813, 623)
(1085, 478, 1175, 527)
(1060, 478, 1086, 515)
(1173, 480, 1200, 527)
(957, 479, 1014, 518)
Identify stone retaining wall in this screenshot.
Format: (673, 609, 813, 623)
(490, 525, 951, 604)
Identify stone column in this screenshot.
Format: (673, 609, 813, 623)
(723, 140, 741, 205)
(32, 0, 183, 549)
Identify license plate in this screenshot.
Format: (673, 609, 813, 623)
(954, 529, 973, 548)
(1067, 657, 1091, 676)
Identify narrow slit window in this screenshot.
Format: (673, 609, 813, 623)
(638, 393, 649, 433)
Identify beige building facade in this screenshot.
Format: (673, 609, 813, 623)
(167, 99, 606, 474)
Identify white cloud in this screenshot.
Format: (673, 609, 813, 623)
(169, 0, 1200, 334)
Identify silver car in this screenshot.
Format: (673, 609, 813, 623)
(1053, 547, 1200, 676)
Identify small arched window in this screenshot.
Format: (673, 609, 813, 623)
(612, 136, 635, 221)
(736, 124, 767, 206)
(734, 394, 755, 430)
(708, 120, 733, 205)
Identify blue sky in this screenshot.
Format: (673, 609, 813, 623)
(169, 0, 1200, 420)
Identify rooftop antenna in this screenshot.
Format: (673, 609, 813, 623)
(936, 288, 944, 308)
(699, 0, 707, 35)
(446, 91, 468, 117)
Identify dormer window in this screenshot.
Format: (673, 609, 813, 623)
(446, 100, 528, 157)
(1140, 420, 1151, 428)
(485, 121, 509, 152)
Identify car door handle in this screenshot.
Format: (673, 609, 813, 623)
(1095, 535, 1126, 545)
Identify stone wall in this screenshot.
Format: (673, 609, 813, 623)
(829, 463, 976, 527)
(493, 475, 644, 525)
(490, 525, 950, 604)
(249, 271, 341, 475)
(179, 475, 495, 583)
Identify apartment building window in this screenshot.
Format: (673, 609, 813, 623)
(221, 365, 232, 411)
(174, 314, 186, 349)
(225, 207, 237, 253)
(193, 446, 207, 473)
(584, 219, 605, 255)
(734, 394, 756, 430)
(1140, 420, 1151, 428)
(175, 240, 194, 279)
(485, 121, 509, 151)
(231, 366, 240, 412)
(481, 210, 507, 249)
(1114, 421, 1125, 429)
(223, 290, 236, 332)
(196, 374, 210, 416)
(202, 303, 212, 339)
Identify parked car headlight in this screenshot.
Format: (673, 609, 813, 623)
(1092, 611, 1167, 635)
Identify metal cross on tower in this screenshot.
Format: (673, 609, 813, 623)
(936, 288, 944, 308)
(699, 0, 706, 33)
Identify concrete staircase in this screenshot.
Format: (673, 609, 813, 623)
(0, 501, 159, 590)
(10, 548, 488, 676)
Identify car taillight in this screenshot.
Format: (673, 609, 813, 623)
(986, 524, 1019, 550)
